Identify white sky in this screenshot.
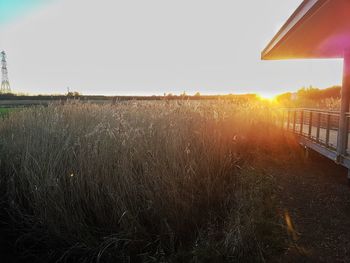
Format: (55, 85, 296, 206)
(0, 0, 343, 96)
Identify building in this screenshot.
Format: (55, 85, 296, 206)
(262, 0, 350, 180)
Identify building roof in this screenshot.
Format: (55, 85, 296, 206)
(262, 0, 350, 60)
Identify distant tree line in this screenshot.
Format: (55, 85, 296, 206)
(276, 85, 341, 103)
(0, 91, 259, 102)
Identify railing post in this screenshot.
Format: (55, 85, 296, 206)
(287, 110, 290, 130)
(281, 110, 285, 129)
(300, 110, 304, 135)
(345, 115, 349, 154)
(326, 113, 331, 146)
(308, 111, 313, 138)
(316, 112, 321, 142)
(293, 110, 296, 132)
(337, 52, 350, 160)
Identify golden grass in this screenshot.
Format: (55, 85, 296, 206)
(0, 100, 298, 262)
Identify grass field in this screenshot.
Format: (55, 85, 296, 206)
(0, 101, 300, 262)
(0, 107, 12, 117)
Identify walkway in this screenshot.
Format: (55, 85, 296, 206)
(273, 152, 350, 262)
(282, 108, 350, 170)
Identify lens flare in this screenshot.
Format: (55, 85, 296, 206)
(256, 92, 277, 101)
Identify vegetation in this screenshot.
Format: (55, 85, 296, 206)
(276, 85, 341, 109)
(0, 93, 258, 103)
(0, 101, 299, 262)
(0, 86, 341, 110)
(0, 107, 13, 117)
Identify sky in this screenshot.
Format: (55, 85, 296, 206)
(0, 0, 344, 97)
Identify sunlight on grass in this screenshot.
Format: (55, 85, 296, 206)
(0, 100, 299, 262)
(256, 92, 278, 102)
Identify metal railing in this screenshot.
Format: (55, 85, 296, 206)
(280, 108, 350, 153)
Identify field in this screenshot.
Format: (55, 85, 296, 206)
(0, 100, 305, 262)
(0, 107, 12, 117)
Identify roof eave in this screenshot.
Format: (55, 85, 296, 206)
(261, 0, 328, 60)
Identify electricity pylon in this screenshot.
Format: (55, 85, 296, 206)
(1, 51, 11, 94)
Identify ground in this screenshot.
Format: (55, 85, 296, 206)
(275, 150, 350, 262)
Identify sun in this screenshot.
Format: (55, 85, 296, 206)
(256, 92, 277, 101)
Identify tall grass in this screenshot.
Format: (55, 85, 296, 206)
(0, 108, 12, 118)
(0, 101, 297, 262)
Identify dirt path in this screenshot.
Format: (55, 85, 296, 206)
(274, 151, 350, 262)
